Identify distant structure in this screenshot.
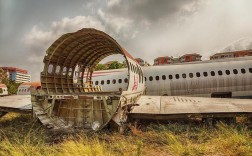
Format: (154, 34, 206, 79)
(135, 58, 150, 66)
(17, 82, 41, 95)
(154, 53, 202, 65)
(154, 56, 173, 65)
(210, 50, 252, 60)
(1, 67, 31, 83)
(0, 83, 8, 95)
(180, 53, 202, 63)
(172, 58, 181, 64)
(104, 61, 115, 67)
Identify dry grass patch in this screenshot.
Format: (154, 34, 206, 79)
(0, 113, 251, 156)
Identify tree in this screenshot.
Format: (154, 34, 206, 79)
(2, 79, 20, 95)
(108, 61, 124, 69)
(95, 64, 107, 71)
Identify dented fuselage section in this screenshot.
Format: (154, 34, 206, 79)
(31, 28, 145, 131)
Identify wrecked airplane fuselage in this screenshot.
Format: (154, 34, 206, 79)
(31, 28, 145, 131)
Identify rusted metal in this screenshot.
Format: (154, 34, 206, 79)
(31, 28, 145, 131)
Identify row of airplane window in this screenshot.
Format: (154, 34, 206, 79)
(147, 68, 252, 81)
(95, 78, 128, 85)
(18, 89, 30, 92)
(94, 68, 252, 85)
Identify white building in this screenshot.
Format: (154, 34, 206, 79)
(1, 67, 31, 83)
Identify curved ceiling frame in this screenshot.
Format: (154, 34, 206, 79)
(32, 28, 146, 131)
(41, 28, 134, 95)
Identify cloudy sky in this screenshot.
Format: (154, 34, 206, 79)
(1, 0, 252, 81)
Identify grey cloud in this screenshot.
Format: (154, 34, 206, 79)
(22, 16, 105, 80)
(105, 0, 201, 22)
(2, 0, 252, 81)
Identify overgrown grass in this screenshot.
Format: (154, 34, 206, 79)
(0, 113, 251, 156)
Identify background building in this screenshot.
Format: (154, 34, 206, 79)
(180, 53, 202, 62)
(154, 56, 173, 65)
(135, 58, 150, 66)
(154, 53, 202, 65)
(1, 67, 31, 83)
(104, 61, 115, 68)
(210, 50, 252, 60)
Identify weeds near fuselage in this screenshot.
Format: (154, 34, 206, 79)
(0, 113, 251, 156)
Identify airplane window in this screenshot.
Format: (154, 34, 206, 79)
(218, 70, 223, 76)
(162, 75, 166, 80)
(55, 65, 61, 74)
(175, 74, 179, 79)
(112, 79, 116, 84)
(203, 72, 208, 77)
(95, 81, 98, 85)
(149, 76, 153, 81)
(189, 73, 193, 78)
(196, 72, 200, 77)
(107, 80, 110, 84)
(249, 68, 252, 73)
(225, 70, 230, 75)
(124, 78, 128, 83)
(101, 80, 104, 85)
(182, 73, 186, 78)
(211, 71, 215, 76)
(118, 79, 122, 83)
(48, 64, 54, 74)
(145, 77, 147, 81)
(169, 75, 173, 80)
(241, 68, 246, 74)
(62, 67, 67, 76)
(68, 68, 73, 76)
(156, 76, 159, 81)
(233, 69, 238, 74)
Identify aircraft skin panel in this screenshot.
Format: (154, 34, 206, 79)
(91, 57, 252, 97)
(131, 95, 252, 115)
(0, 95, 32, 111)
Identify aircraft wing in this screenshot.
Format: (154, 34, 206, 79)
(0, 95, 32, 113)
(129, 96, 252, 119)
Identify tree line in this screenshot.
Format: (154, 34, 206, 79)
(95, 61, 126, 71)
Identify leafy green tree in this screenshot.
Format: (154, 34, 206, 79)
(95, 64, 107, 71)
(2, 79, 21, 95)
(108, 61, 124, 69)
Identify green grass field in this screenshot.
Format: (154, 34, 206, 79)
(0, 113, 251, 156)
